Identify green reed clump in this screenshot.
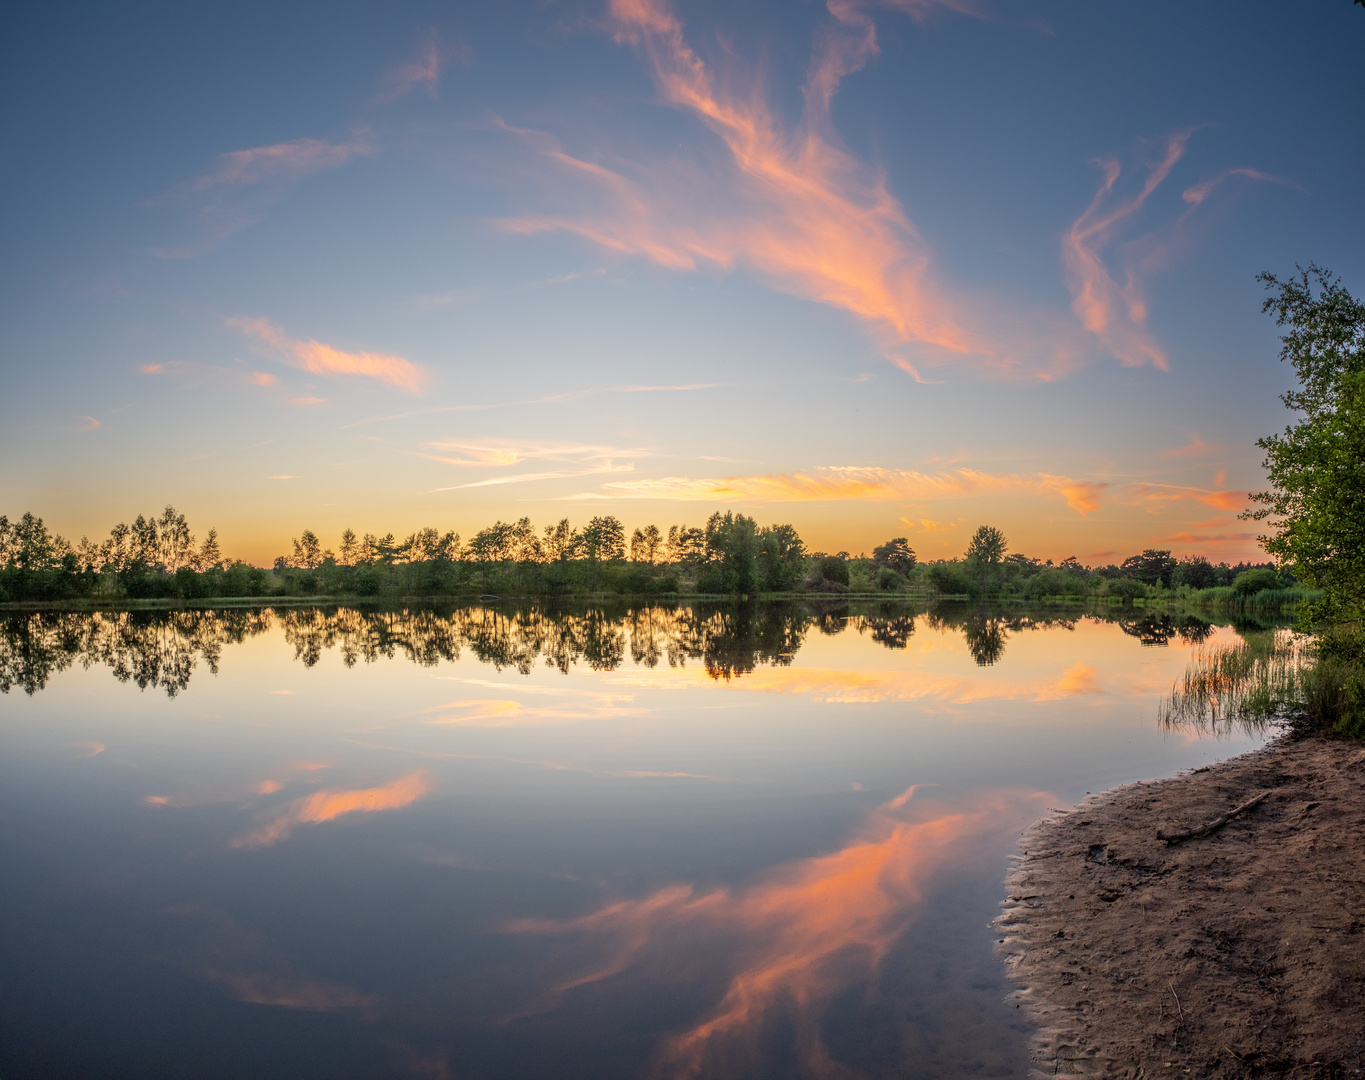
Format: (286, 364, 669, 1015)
(1301, 626, 1365, 737)
(1158, 629, 1310, 732)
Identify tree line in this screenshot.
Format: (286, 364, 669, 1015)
(0, 502, 1296, 607)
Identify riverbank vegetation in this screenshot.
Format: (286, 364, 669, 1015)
(1161, 266, 1363, 737)
(0, 507, 1305, 614)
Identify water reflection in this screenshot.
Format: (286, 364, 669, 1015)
(0, 602, 1234, 697)
(507, 786, 1047, 1079)
(0, 600, 1275, 1080)
(233, 770, 430, 848)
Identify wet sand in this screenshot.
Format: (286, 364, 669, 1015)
(997, 735, 1365, 1078)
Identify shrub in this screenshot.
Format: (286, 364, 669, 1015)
(1232, 568, 1282, 595)
(1106, 577, 1147, 603)
(818, 556, 850, 587)
(1021, 567, 1089, 599)
(876, 566, 902, 591)
(928, 561, 976, 598)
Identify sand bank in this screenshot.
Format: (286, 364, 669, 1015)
(998, 735, 1365, 1078)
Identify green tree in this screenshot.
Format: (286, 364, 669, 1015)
(666, 524, 705, 567)
(965, 525, 1007, 590)
(543, 519, 580, 561)
(630, 524, 663, 564)
(1245, 265, 1365, 626)
(965, 525, 1006, 566)
(292, 530, 323, 569)
(157, 505, 194, 572)
(872, 537, 916, 575)
(757, 523, 805, 591)
(581, 516, 626, 561)
(195, 528, 222, 571)
(339, 528, 359, 565)
(1121, 549, 1177, 588)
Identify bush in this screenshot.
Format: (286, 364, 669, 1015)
(928, 561, 976, 598)
(875, 566, 902, 591)
(1233, 568, 1282, 595)
(353, 567, 383, 596)
(818, 556, 850, 587)
(1106, 577, 1147, 603)
(1303, 659, 1364, 737)
(1021, 567, 1089, 599)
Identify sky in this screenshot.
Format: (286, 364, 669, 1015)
(1, 0, 1361, 565)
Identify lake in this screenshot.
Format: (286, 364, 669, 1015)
(0, 602, 1270, 1079)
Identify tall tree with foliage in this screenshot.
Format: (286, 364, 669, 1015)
(1244, 265, 1365, 627)
(581, 516, 626, 561)
(873, 538, 916, 575)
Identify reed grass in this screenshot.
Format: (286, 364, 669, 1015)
(1158, 629, 1311, 733)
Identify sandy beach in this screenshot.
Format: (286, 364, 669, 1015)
(998, 734, 1365, 1078)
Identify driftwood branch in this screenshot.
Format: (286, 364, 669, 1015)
(1156, 790, 1271, 844)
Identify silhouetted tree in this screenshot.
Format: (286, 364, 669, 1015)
(581, 516, 626, 561)
(292, 530, 323, 569)
(872, 537, 916, 574)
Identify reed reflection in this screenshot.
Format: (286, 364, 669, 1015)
(0, 602, 1223, 697)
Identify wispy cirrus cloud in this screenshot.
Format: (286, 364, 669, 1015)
(496, 0, 1092, 380)
(1130, 482, 1247, 513)
(1063, 135, 1302, 370)
(417, 440, 650, 467)
(435, 464, 636, 491)
(1061, 130, 1194, 371)
(375, 30, 470, 104)
(228, 316, 428, 394)
(1181, 167, 1304, 206)
(1163, 433, 1225, 458)
(411, 439, 645, 490)
(594, 465, 1108, 515)
(148, 132, 375, 257)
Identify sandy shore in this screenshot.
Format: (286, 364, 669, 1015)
(997, 734, 1365, 1078)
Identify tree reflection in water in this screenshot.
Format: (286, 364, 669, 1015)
(0, 601, 1224, 696)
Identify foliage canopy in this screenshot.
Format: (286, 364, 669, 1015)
(1245, 265, 1365, 627)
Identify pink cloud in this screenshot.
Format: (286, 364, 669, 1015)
(149, 132, 374, 257)
(1061, 131, 1194, 371)
(376, 30, 468, 104)
(228, 316, 428, 395)
(497, 0, 1087, 380)
(1130, 482, 1248, 513)
(1181, 167, 1304, 205)
(1163, 433, 1224, 458)
(184, 135, 374, 195)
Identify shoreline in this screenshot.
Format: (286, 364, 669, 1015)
(997, 732, 1365, 1078)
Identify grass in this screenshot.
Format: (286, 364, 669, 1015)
(1159, 625, 1365, 739)
(1158, 629, 1311, 733)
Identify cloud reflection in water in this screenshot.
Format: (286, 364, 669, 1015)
(234, 769, 430, 848)
(506, 786, 1047, 1078)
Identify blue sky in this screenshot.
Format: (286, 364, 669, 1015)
(2, 0, 1361, 563)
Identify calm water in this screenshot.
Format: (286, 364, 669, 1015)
(0, 603, 1269, 1079)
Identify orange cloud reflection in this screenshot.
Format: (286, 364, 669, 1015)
(506, 786, 1047, 1077)
(234, 769, 429, 848)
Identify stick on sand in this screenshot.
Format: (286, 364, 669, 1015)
(1156, 791, 1271, 844)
